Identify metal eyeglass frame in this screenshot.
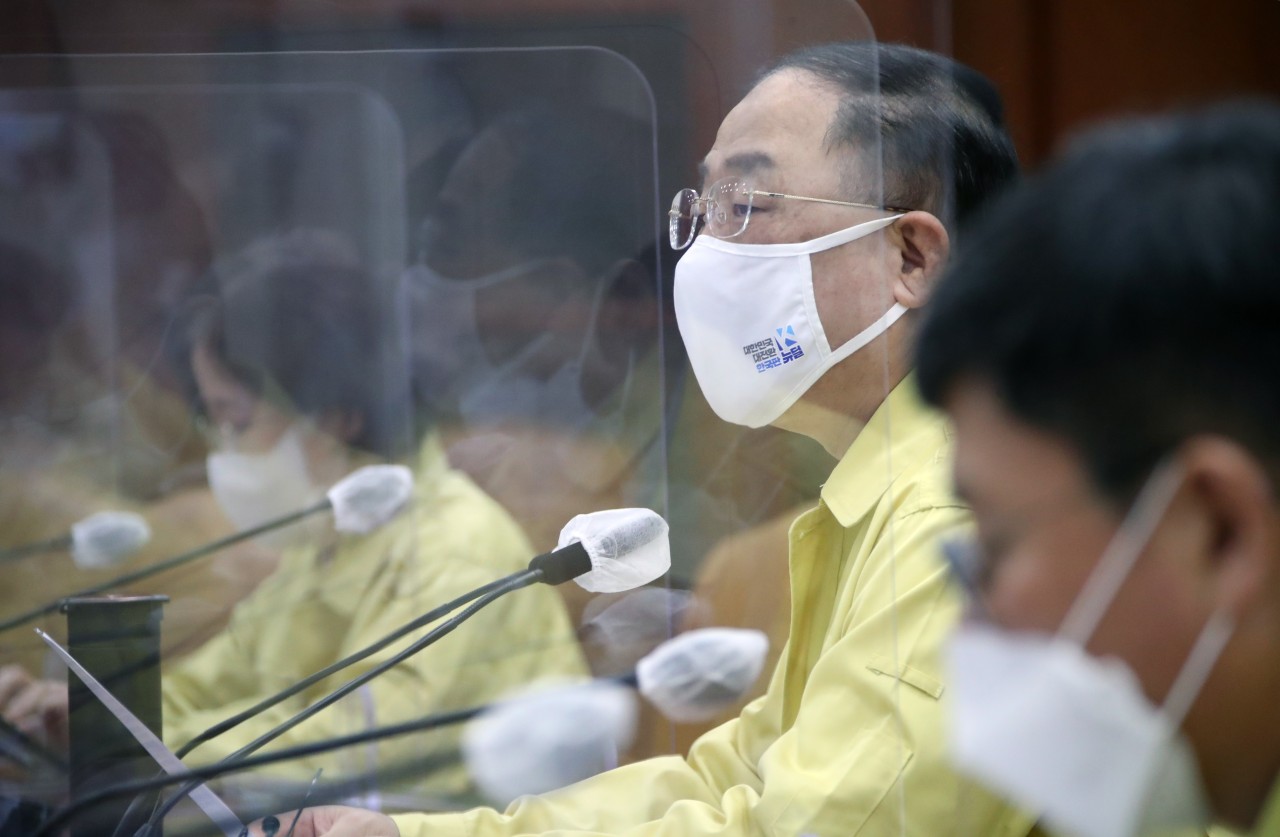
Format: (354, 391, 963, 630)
(669, 177, 912, 249)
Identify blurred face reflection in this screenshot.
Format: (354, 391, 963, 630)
(418, 126, 593, 376)
(424, 129, 522, 280)
(190, 341, 352, 487)
(191, 341, 292, 455)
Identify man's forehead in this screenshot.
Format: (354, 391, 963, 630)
(948, 378, 1090, 512)
(696, 151, 775, 182)
(701, 70, 848, 187)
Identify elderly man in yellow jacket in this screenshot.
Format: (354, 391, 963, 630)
(252, 42, 1043, 836)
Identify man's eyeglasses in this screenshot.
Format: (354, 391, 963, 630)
(668, 176, 912, 250)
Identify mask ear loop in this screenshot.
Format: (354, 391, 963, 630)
(1129, 606, 1233, 833)
(1057, 458, 1187, 644)
(1057, 453, 1234, 764)
(1161, 607, 1233, 728)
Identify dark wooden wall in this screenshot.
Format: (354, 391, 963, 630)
(3, 0, 1277, 166)
(861, 0, 1280, 166)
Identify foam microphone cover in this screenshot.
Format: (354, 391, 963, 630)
(636, 628, 769, 723)
(70, 511, 151, 569)
(557, 508, 670, 593)
(463, 680, 637, 806)
(327, 465, 414, 534)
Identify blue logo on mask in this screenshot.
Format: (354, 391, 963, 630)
(774, 325, 805, 364)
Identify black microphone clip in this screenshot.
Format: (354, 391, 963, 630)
(527, 541, 591, 586)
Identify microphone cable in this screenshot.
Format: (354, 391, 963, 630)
(35, 713, 468, 837)
(112, 537, 594, 835)
(0, 714, 68, 773)
(142, 568, 542, 831)
(47, 671, 645, 837)
(0, 499, 331, 635)
(0, 533, 71, 563)
(173, 573, 514, 760)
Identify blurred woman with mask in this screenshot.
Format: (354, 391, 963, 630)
(1, 229, 587, 802)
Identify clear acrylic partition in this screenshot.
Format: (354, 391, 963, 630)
(0, 0, 904, 829)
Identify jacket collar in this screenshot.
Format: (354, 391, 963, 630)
(819, 373, 951, 528)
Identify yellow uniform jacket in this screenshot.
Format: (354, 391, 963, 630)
(162, 436, 589, 797)
(393, 379, 1036, 835)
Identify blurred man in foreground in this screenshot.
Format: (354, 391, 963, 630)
(916, 102, 1280, 837)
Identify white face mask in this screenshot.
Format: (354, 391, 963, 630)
(206, 424, 326, 550)
(673, 215, 904, 429)
(947, 463, 1232, 837)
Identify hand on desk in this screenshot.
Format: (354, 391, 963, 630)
(0, 664, 67, 752)
(246, 806, 399, 837)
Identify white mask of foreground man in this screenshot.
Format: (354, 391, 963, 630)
(947, 463, 1230, 837)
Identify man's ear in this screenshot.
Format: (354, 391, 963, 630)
(886, 211, 950, 309)
(1180, 436, 1279, 620)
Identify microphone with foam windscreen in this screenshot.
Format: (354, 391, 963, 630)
(0, 511, 151, 569)
(466, 627, 770, 803)
(551, 508, 671, 593)
(633, 627, 769, 723)
(143, 508, 671, 830)
(0, 465, 414, 634)
(173, 507, 670, 762)
(463, 681, 637, 806)
(33, 627, 765, 837)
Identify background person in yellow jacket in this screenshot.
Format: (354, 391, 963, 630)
(0, 113, 280, 675)
(0, 229, 588, 802)
(252, 42, 1035, 836)
(916, 103, 1280, 837)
